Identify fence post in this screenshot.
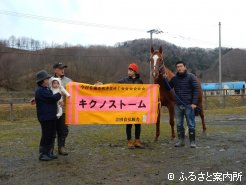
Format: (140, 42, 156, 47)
(240, 94, 244, 106)
(204, 91, 208, 110)
(9, 99, 14, 122)
(223, 89, 226, 108)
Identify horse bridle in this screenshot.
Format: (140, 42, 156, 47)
(156, 57, 166, 76)
(158, 62, 165, 74)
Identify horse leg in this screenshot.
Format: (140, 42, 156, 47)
(200, 110, 207, 136)
(155, 109, 161, 141)
(167, 104, 175, 140)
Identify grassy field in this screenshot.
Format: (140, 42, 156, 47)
(0, 101, 245, 121)
(204, 95, 246, 109)
(0, 104, 245, 184)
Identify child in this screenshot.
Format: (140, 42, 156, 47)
(35, 70, 61, 161)
(49, 77, 70, 118)
(118, 63, 144, 149)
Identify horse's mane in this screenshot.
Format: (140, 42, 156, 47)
(163, 66, 175, 81)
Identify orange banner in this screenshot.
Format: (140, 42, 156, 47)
(65, 82, 160, 124)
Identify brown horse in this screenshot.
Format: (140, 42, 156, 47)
(150, 46, 206, 141)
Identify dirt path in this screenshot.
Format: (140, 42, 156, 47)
(0, 114, 245, 185)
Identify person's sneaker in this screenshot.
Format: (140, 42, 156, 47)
(39, 154, 52, 161)
(175, 140, 185, 147)
(58, 147, 68, 155)
(190, 141, 197, 148)
(127, 140, 135, 149)
(48, 148, 58, 159)
(48, 152, 58, 159)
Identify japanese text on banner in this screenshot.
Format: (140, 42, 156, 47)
(65, 82, 160, 124)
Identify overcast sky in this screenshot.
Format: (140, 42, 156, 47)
(0, 0, 246, 49)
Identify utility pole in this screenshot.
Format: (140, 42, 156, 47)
(219, 22, 222, 92)
(147, 29, 163, 84)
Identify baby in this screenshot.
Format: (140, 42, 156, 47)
(50, 77, 70, 118)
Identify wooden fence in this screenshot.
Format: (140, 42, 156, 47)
(0, 89, 245, 121)
(0, 98, 34, 121)
(203, 89, 246, 109)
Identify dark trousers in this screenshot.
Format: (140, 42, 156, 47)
(39, 120, 56, 154)
(56, 113, 69, 147)
(126, 124, 141, 140)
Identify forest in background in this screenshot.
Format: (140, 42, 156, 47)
(0, 36, 245, 91)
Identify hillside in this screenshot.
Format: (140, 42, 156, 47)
(117, 38, 234, 79)
(0, 43, 149, 91)
(202, 49, 246, 82)
(1, 37, 246, 91)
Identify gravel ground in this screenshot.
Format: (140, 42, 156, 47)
(0, 113, 245, 185)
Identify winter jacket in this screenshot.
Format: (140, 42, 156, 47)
(163, 71, 199, 105)
(117, 74, 143, 84)
(35, 85, 61, 122)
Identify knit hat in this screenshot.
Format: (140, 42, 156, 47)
(128, 63, 139, 73)
(36, 70, 52, 83)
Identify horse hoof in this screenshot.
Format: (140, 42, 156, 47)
(171, 135, 176, 140)
(202, 131, 207, 137)
(154, 138, 158, 142)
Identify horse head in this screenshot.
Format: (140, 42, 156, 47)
(150, 46, 165, 80)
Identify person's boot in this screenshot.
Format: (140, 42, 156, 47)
(48, 148, 58, 159)
(58, 146, 68, 155)
(39, 154, 52, 161)
(175, 130, 185, 147)
(39, 146, 43, 154)
(134, 139, 144, 149)
(189, 129, 196, 148)
(39, 147, 52, 161)
(127, 140, 135, 149)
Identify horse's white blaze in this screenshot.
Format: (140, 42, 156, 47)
(153, 54, 159, 69)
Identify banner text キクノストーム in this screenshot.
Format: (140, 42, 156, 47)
(65, 82, 160, 124)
